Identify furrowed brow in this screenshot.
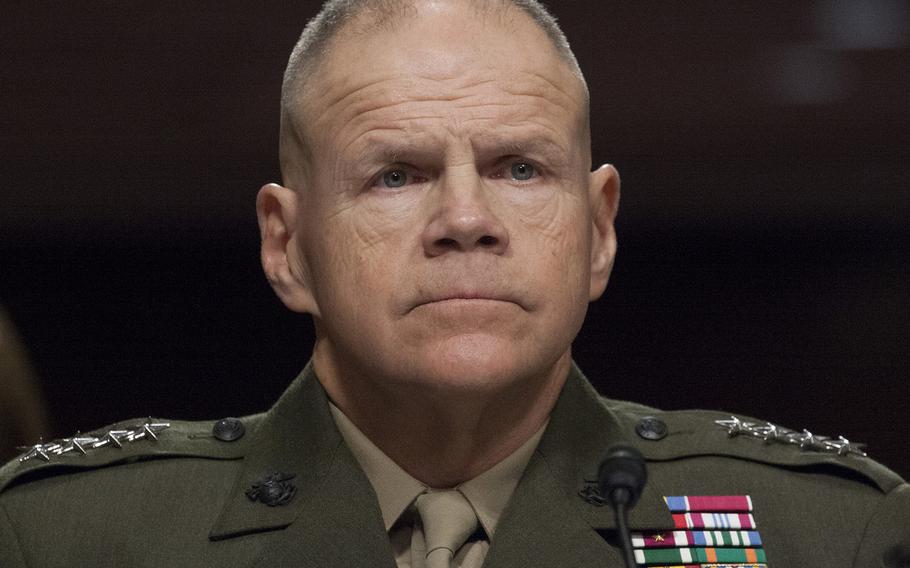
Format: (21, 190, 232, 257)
(474, 133, 567, 163)
(351, 133, 437, 166)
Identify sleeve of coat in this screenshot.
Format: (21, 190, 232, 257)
(853, 482, 910, 567)
(0, 502, 28, 567)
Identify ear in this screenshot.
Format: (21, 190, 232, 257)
(588, 164, 621, 301)
(256, 183, 319, 315)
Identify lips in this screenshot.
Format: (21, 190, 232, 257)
(410, 290, 524, 312)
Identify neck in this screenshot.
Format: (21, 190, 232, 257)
(314, 347, 570, 488)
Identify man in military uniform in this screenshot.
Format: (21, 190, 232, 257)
(2, 1, 908, 566)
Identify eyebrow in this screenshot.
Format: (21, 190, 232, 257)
(350, 128, 569, 166)
(351, 131, 437, 165)
(472, 131, 571, 166)
(477, 136, 565, 158)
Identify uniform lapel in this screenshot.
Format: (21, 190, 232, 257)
(208, 362, 675, 567)
(208, 363, 396, 568)
(250, 440, 397, 568)
(484, 364, 675, 567)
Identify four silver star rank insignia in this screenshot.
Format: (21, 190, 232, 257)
(714, 416, 867, 457)
(16, 419, 171, 463)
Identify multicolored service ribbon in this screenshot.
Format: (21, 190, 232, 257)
(631, 530, 762, 548)
(633, 547, 767, 564)
(671, 513, 756, 530)
(664, 496, 753, 513)
(631, 495, 768, 566)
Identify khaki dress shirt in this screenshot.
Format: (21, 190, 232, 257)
(330, 403, 546, 568)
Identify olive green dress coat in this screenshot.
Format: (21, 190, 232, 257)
(1, 363, 908, 567)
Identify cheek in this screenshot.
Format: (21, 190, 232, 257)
(350, 198, 416, 255)
(517, 194, 591, 274)
(518, 199, 593, 334)
(304, 198, 417, 306)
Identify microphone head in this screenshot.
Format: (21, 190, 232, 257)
(597, 444, 648, 508)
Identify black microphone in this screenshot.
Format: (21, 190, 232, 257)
(597, 445, 647, 568)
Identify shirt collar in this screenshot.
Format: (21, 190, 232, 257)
(329, 402, 546, 537)
(329, 403, 426, 531)
(457, 421, 546, 537)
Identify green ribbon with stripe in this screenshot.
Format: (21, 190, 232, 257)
(634, 547, 767, 564)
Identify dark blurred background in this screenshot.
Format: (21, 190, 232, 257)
(1, 2, 907, 477)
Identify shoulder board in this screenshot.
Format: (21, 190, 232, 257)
(0, 413, 263, 495)
(602, 398, 905, 494)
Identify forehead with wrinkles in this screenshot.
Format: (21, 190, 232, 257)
(280, 0, 589, 184)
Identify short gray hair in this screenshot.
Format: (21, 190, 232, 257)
(281, 0, 584, 112)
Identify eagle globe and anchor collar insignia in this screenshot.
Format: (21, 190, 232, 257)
(16, 418, 171, 463)
(245, 472, 298, 507)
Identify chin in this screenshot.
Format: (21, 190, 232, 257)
(408, 334, 538, 393)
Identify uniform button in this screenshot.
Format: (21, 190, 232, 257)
(213, 417, 245, 442)
(636, 416, 668, 441)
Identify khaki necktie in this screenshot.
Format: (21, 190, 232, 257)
(415, 489, 479, 568)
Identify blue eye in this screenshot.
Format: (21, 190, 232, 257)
(510, 162, 536, 181)
(382, 169, 408, 188)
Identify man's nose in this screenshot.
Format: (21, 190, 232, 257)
(421, 172, 510, 257)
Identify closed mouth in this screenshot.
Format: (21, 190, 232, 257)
(410, 293, 523, 312)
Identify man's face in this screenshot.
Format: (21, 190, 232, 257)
(278, 1, 617, 394)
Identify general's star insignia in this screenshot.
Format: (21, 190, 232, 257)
(42, 442, 64, 456)
(126, 419, 170, 442)
(17, 442, 52, 463)
(713, 415, 869, 458)
(714, 416, 746, 436)
(15, 420, 173, 464)
(92, 430, 130, 449)
(751, 422, 787, 443)
(786, 429, 827, 450)
(60, 436, 97, 455)
(822, 435, 868, 457)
